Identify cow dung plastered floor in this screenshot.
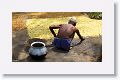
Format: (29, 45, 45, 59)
(12, 31, 102, 62)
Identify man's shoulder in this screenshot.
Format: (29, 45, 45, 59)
(60, 24, 74, 27)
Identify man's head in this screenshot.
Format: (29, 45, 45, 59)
(68, 17, 77, 26)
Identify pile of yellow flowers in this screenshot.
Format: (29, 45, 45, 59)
(26, 15, 102, 39)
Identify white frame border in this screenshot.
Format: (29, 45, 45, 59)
(0, 0, 114, 74)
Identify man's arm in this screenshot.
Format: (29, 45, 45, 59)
(49, 25, 60, 37)
(75, 28, 84, 41)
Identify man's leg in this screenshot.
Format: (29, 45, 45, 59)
(52, 37, 61, 49)
(61, 39, 71, 51)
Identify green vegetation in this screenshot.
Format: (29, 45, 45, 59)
(87, 12, 102, 20)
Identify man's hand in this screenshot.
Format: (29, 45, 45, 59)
(81, 38, 85, 42)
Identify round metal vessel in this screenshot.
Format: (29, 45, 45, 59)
(28, 42, 47, 60)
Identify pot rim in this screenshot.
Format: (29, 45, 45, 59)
(31, 42, 45, 47)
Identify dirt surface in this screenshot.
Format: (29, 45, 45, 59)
(12, 29, 102, 62)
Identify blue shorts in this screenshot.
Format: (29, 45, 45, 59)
(52, 37, 71, 50)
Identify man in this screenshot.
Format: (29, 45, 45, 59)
(49, 17, 85, 51)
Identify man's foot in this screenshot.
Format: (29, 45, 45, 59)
(70, 46, 73, 49)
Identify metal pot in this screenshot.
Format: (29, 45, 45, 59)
(28, 42, 47, 59)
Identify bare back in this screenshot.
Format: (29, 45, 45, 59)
(57, 24, 76, 39)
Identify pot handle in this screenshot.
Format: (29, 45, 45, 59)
(31, 42, 45, 47)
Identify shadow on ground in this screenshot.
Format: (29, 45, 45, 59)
(12, 28, 29, 61)
(12, 29, 102, 62)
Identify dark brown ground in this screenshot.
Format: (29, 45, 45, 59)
(12, 29, 102, 62)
